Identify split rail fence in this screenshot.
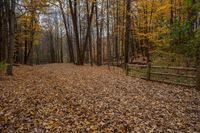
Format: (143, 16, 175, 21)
(126, 63, 200, 88)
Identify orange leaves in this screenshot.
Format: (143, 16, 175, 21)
(131, 0, 174, 46)
(0, 64, 200, 132)
(16, 12, 42, 46)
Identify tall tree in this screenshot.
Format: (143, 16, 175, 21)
(124, 0, 131, 65)
(69, 0, 81, 64)
(58, 0, 75, 63)
(96, 0, 102, 66)
(7, 0, 16, 75)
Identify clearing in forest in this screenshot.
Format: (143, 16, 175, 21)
(0, 64, 200, 132)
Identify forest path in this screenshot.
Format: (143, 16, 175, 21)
(0, 64, 200, 132)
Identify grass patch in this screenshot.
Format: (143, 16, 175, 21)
(128, 67, 147, 78)
(128, 66, 196, 86)
(0, 62, 8, 70)
(0, 62, 8, 76)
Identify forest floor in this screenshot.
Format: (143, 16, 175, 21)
(0, 64, 200, 133)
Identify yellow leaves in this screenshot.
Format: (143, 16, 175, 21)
(17, 12, 42, 46)
(153, 4, 171, 19)
(129, 0, 174, 47)
(136, 25, 170, 46)
(156, 26, 170, 34)
(156, 4, 171, 12)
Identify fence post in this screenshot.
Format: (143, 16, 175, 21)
(147, 62, 151, 80)
(197, 66, 200, 90)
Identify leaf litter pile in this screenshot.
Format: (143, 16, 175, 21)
(0, 64, 200, 132)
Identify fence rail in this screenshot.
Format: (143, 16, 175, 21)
(127, 63, 198, 87)
(151, 66, 197, 71)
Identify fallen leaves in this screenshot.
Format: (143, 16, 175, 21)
(0, 64, 200, 132)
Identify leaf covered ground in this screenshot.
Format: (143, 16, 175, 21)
(0, 64, 200, 133)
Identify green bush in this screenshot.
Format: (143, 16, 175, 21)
(0, 62, 8, 71)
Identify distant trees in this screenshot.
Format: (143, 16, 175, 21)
(15, 0, 48, 64)
(0, 0, 200, 73)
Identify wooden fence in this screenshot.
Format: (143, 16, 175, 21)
(127, 63, 199, 87)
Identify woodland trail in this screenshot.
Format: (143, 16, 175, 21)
(0, 64, 200, 132)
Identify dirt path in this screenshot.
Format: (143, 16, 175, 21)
(0, 64, 200, 132)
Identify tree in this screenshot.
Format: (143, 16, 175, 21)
(58, 0, 75, 63)
(7, 0, 16, 75)
(0, 0, 16, 75)
(124, 0, 131, 65)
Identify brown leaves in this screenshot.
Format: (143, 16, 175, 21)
(0, 64, 200, 132)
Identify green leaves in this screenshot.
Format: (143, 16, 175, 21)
(185, 0, 193, 7)
(0, 62, 8, 71)
(192, 3, 200, 11)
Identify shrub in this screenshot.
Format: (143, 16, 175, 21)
(0, 62, 8, 75)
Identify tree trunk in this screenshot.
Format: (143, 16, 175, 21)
(80, 1, 95, 65)
(7, 0, 15, 75)
(0, 0, 2, 61)
(170, 0, 174, 25)
(197, 66, 200, 91)
(107, 0, 111, 69)
(115, 0, 119, 66)
(24, 22, 28, 64)
(27, 1, 36, 66)
(1, 0, 9, 62)
(96, 1, 102, 66)
(60, 29, 63, 63)
(69, 0, 81, 64)
(49, 31, 56, 63)
(124, 0, 131, 66)
(59, 1, 75, 63)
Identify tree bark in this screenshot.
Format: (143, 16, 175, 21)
(124, 0, 131, 65)
(69, 0, 81, 64)
(60, 29, 63, 63)
(7, 0, 16, 75)
(197, 66, 200, 91)
(59, 1, 75, 63)
(107, 0, 111, 69)
(80, 1, 95, 65)
(96, 1, 102, 66)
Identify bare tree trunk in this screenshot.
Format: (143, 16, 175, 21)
(170, 0, 174, 25)
(1, 0, 9, 62)
(144, 2, 150, 63)
(115, 0, 119, 66)
(24, 22, 28, 64)
(27, 0, 36, 65)
(99, 1, 104, 64)
(60, 29, 63, 63)
(124, 0, 131, 66)
(107, 0, 111, 69)
(69, 0, 81, 64)
(59, 1, 75, 63)
(49, 31, 56, 63)
(89, 31, 93, 66)
(7, 0, 15, 75)
(0, 0, 2, 61)
(96, 1, 102, 66)
(80, 1, 95, 65)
